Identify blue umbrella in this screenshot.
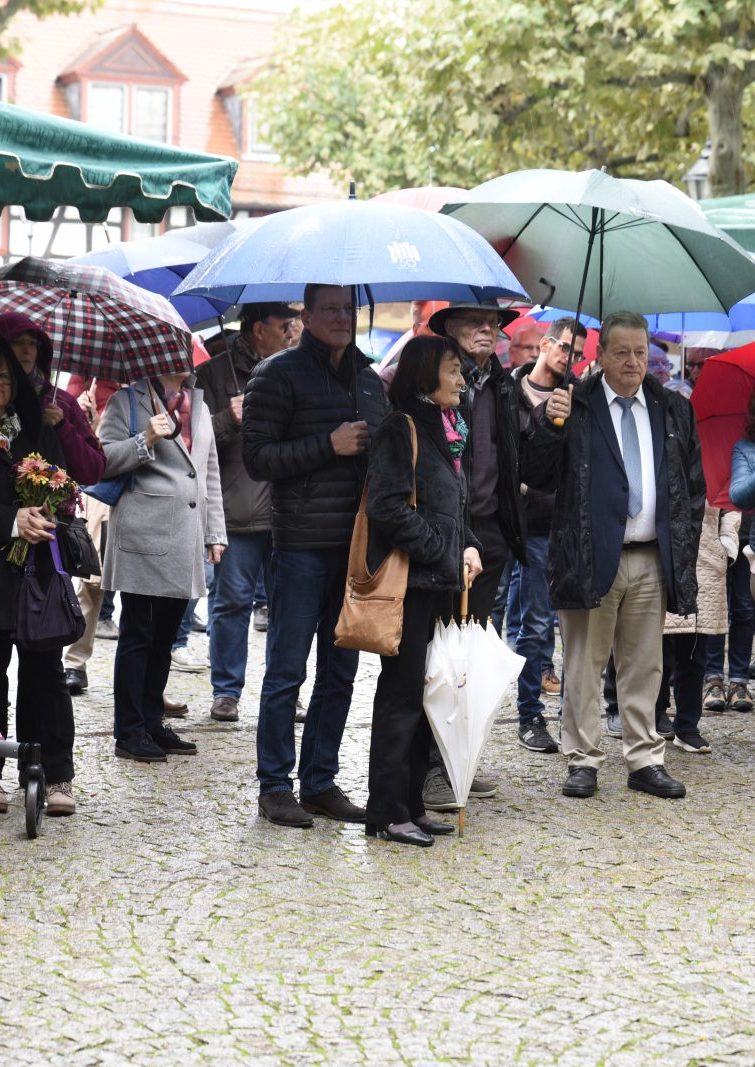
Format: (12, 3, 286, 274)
(173, 196, 529, 306)
(72, 219, 262, 327)
(530, 294, 755, 340)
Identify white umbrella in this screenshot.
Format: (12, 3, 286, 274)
(423, 571, 525, 836)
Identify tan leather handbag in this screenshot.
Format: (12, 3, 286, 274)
(334, 415, 417, 656)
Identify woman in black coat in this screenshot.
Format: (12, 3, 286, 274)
(0, 339, 76, 817)
(364, 335, 482, 846)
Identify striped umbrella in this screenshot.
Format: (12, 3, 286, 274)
(0, 257, 193, 383)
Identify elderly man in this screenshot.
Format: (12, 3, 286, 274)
(550, 311, 705, 799)
(508, 323, 546, 368)
(195, 302, 297, 722)
(424, 300, 569, 810)
(243, 284, 388, 828)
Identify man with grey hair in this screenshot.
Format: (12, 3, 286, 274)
(549, 311, 705, 800)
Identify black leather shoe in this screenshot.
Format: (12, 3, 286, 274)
(365, 822, 434, 846)
(64, 668, 88, 696)
(150, 725, 197, 755)
(258, 791, 314, 828)
(300, 785, 367, 823)
(628, 764, 686, 798)
(114, 733, 167, 763)
(414, 815, 455, 835)
(562, 766, 598, 798)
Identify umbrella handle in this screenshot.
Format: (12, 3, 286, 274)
(460, 563, 471, 622)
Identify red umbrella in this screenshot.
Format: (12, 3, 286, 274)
(371, 185, 468, 212)
(691, 342, 755, 507)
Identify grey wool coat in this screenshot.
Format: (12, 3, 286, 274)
(98, 380, 227, 599)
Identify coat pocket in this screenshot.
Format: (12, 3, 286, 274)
(117, 491, 173, 556)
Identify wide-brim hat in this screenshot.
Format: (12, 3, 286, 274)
(428, 300, 520, 337)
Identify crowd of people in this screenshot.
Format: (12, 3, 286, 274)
(1, 289, 752, 845)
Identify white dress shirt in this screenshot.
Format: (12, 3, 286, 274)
(601, 377, 657, 543)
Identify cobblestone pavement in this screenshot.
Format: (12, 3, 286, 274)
(1, 622, 753, 1067)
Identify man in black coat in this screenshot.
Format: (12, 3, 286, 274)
(550, 311, 705, 800)
(243, 284, 388, 828)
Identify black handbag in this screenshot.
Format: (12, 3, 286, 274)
(16, 533, 86, 652)
(56, 516, 101, 579)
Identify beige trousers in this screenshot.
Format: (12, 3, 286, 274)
(559, 545, 667, 773)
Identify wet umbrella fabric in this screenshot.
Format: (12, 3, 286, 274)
(0, 257, 193, 383)
(173, 197, 529, 306)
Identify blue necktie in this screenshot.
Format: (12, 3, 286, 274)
(616, 396, 643, 518)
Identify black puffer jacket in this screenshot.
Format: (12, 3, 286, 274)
(459, 354, 563, 563)
(366, 398, 480, 591)
(242, 329, 388, 550)
(548, 372, 705, 615)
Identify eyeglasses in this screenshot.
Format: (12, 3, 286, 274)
(313, 304, 355, 318)
(546, 337, 575, 355)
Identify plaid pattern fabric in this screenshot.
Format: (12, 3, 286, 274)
(0, 259, 193, 383)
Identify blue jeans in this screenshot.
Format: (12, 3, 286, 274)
(490, 558, 513, 635)
(209, 531, 272, 700)
(172, 598, 198, 651)
(510, 536, 555, 725)
(253, 571, 267, 610)
(705, 548, 754, 683)
(257, 547, 358, 796)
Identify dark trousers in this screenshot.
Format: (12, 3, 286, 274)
(366, 587, 452, 826)
(113, 593, 188, 743)
(0, 633, 75, 783)
(461, 514, 509, 624)
(655, 632, 709, 736)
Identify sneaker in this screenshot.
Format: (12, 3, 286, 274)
(518, 714, 559, 753)
(45, 781, 75, 816)
(726, 681, 753, 712)
(422, 767, 459, 812)
(253, 605, 269, 632)
(258, 790, 313, 828)
(469, 776, 497, 799)
(0, 785, 8, 814)
(655, 710, 675, 739)
(150, 725, 198, 755)
(95, 618, 119, 640)
(114, 733, 167, 763)
(750, 659, 755, 680)
(64, 667, 88, 696)
(605, 711, 623, 737)
(673, 731, 711, 754)
(702, 677, 726, 712)
(170, 646, 206, 673)
(295, 696, 307, 724)
(299, 785, 366, 823)
(210, 696, 239, 722)
(541, 668, 561, 695)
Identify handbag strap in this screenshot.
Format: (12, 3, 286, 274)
(127, 384, 137, 436)
(24, 531, 66, 576)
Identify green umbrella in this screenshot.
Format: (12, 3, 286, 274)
(0, 102, 237, 223)
(700, 193, 755, 255)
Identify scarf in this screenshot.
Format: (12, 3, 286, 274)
(441, 407, 468, 474)
(0, 408, 22, 449)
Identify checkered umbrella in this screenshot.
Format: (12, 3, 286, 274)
(0, 257, 193, 383)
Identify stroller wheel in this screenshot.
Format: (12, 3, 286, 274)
(25, 779, 43, 839)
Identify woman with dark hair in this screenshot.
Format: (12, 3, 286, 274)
(364, 335, 482, 846)
(0, 339, 78, 816)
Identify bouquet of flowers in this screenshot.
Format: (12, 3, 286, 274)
(6, 453, 81, 567)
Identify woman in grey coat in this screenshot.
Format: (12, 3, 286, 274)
(98, 374, 227, 762)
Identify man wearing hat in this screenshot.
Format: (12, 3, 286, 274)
(195, 302, 298, 724)
(425, 300, 568, 808)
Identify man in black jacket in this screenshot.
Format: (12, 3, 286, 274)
(196, 302, 297, 724)
(551, 311, 705, 800)
(243, 284, 388, 828)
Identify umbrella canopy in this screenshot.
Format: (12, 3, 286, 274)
(0, 102, 237, 223)
(424, 618, 524, 832)
(690, 343, 755, 508)
(174, 197, 529, 306)
(0, 257, 193, 383)
(700, 193, 755, 255)
(444, 169, 755, 320)
(72, 219, 263, 327)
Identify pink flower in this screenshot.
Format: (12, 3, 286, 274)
(49, 469, 68, 488)
(0, 435, 9, 452)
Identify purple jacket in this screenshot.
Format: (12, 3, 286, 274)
(0, 311, 105, 485)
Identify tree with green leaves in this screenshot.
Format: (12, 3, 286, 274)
(1, 1, 103, 55)
(258, 0, 753, 197)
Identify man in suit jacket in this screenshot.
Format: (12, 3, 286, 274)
(548, 311, 705, 800)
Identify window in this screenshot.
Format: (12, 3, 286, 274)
(88, 82, 170, 142)
(245, 95, 277, 160)
(88, 84, 126, 134)
(0, 74, 6, 102)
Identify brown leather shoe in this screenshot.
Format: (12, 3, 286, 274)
(210, 696, 239, 722)
(163, 694, 189, 718)
(0, 786, 8, 815)
(541, 668, 561, 695)
(300, 785, 367, 823)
